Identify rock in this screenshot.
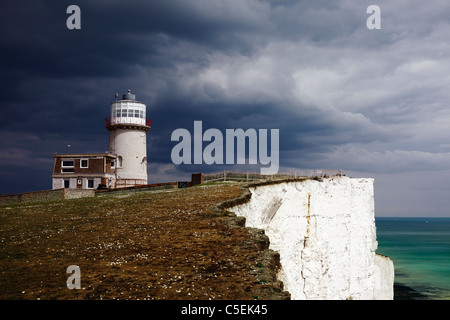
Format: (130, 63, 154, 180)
(229, 176, 394, 300)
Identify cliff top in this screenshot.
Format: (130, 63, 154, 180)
(0, 183, 289, 300)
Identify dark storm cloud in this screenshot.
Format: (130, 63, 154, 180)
(1, 1, 450, 216)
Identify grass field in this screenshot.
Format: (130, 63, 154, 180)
(0, 184, 289, 300)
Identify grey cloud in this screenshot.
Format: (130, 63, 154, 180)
(1, 1, 450, 217)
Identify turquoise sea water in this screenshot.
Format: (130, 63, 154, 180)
(375, 217, 450, 300)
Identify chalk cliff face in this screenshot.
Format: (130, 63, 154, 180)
(229, 176, 394, 300)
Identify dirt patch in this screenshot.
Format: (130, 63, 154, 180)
(0, 184, 289, 300)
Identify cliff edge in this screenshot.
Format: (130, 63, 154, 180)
(229, 176, 394, 300)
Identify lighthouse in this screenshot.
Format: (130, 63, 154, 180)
(106, 90, 151, 188)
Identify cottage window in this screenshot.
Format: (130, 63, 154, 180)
(80, 159, 88, 168)
(87, 179, 94, 189)
(62, 160, 74, 167)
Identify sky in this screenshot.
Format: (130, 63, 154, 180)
(1, 0, 450, 217)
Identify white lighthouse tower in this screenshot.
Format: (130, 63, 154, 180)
(106, 90, 151, 188)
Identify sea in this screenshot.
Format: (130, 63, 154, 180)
(375, 217, 450, 300)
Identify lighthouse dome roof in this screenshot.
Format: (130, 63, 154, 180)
(122, 90, 135, 101)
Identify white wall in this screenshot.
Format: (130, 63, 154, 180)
(109, 128, 148, 182)
(229, 176, 394, 300)
(52, 178, 76, 189)
(52, 177, 107, 190)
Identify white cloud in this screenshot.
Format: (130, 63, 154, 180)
(323, 145, 450, 173)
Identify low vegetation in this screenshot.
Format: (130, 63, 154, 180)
(0, 184, 288, 300)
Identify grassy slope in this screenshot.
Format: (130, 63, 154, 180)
(0, 184, 289, 300)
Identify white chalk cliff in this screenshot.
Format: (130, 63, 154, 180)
(230, 176, 394, 300)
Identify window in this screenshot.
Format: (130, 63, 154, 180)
(80, 159, 88, 168)
(111, 160, 115, 168)
(134, 110, 140, 117)
(87, 179, 94, 189)
(61, 159, 74, 173)
(128, 109, 134, 117)
(121, 109, 127, 117)
(64, 180, 70, 188)
(139, 110, 144, 118)
(62, 160, 74, 167)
